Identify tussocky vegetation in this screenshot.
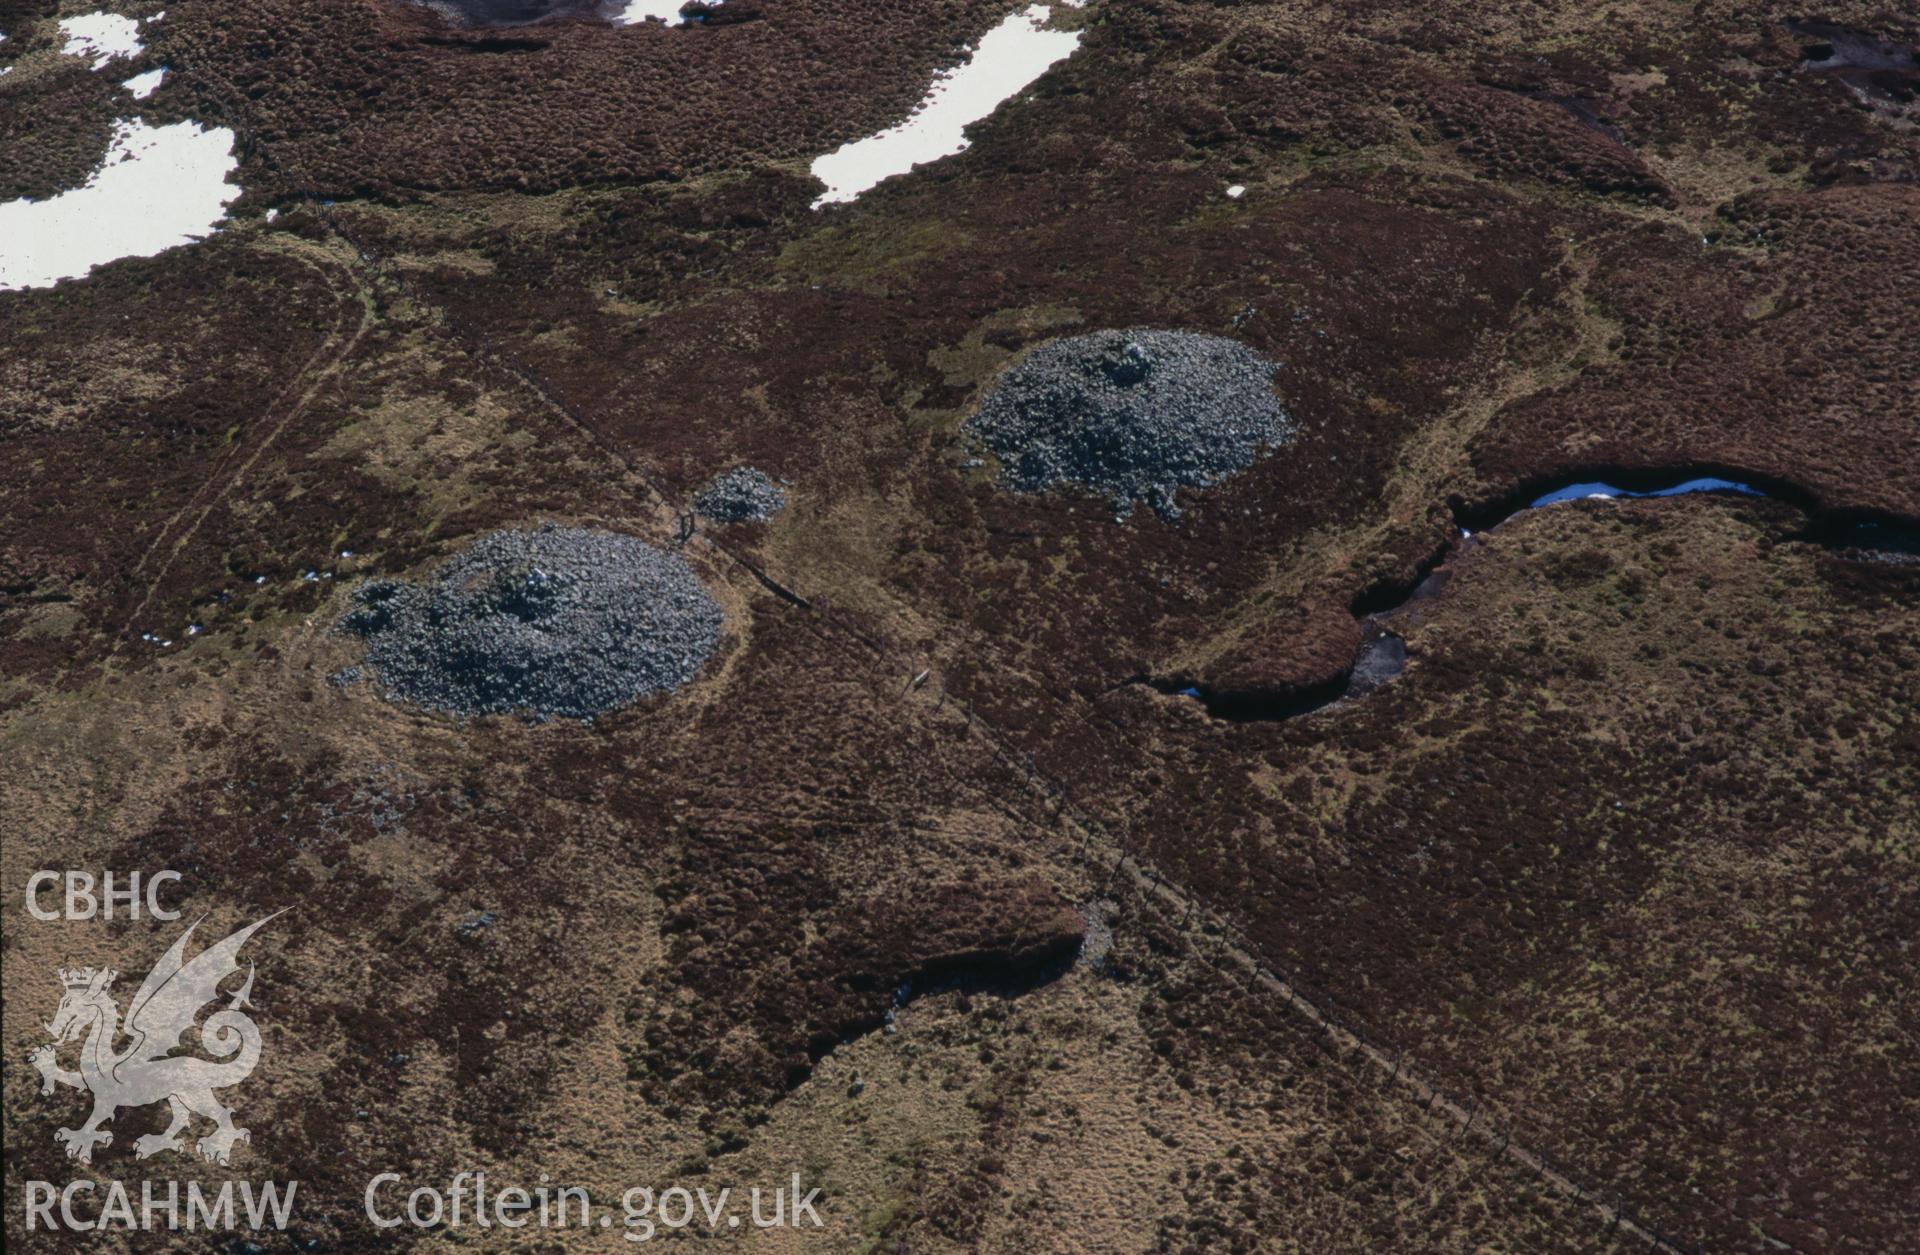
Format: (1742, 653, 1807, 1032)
(3, 0, 1917, 1248)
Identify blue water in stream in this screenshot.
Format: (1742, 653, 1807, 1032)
(1169, 473, 1820, 719)
(1528, 477, 1763, 509)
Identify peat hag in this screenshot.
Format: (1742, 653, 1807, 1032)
(411, 0, 727, 28)
(1806, 514, 1920, 563)
(1162, 470, 1920, 722)
(1156, 630, 1409, 721)
(1790, 17, 1920, 117)
(409, 0, 616, 28)
(808, 936, 1084, 1070)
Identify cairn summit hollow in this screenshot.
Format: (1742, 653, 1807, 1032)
(340, 526, 723, 719)
(965, 329, 1292, 519)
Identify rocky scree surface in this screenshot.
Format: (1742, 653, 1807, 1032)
(695, 465, 787, 523)
(965, 329, 1292, 519)
(338, 526, 723, 719)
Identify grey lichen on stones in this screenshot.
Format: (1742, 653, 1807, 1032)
(695, 466, 786, 523)
(338, 525, 722, 720)
(965, 329, 1292, 520)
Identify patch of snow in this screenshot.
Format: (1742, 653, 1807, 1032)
(613, 1, 722, 25)
(0, 118, 240, 290)
(810, 5, 1082, 208)
(123, 67, 166, 98)
(1226, 184, 1246, 199)
(60, 12, 143, 70)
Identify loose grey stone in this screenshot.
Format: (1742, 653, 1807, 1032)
(340, 525, 723, 720)
(965, 329, 1293, 520)
(695, 466, 786, 523)
(1078, 898, 1118, 973)
(456, 910, 498, 937)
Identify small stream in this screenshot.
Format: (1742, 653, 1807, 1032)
(1163, 472, 1918, 721)
(1523, 476, 1760, 508)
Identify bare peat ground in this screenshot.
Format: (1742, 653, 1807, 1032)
(4, 0, 1918, 1250)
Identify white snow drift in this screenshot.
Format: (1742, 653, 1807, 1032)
(0, 118, 240, 290)
(613, 1, 722, 25)
(59, 12, 143, 69)
(123, 66, 167, 98)
(810, 4, 1082, 208)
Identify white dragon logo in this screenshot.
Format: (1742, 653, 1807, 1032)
(27, 912, 282, 1166)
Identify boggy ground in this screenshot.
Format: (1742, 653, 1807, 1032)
(1091, 498, 1920, 1250)
(4, 0, 1919, 1250)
